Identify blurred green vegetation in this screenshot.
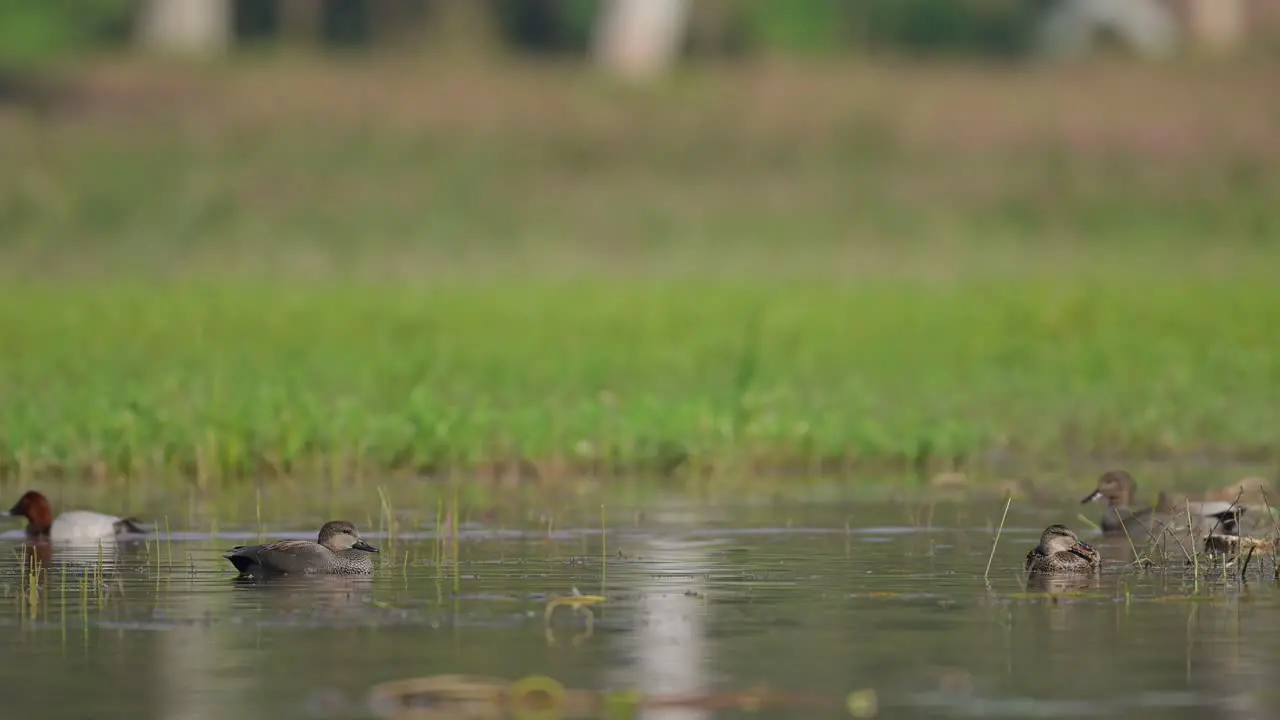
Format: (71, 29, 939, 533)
(860, 0, 1040, 57)
(737, 0, 851, 53)
(2, 278, 1278, 484)
(0, 0, 130, 71)
(0, 0, 1056, 77)
(1, 57, 1278, 483)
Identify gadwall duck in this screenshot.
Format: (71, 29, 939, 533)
(225, 521, 379, 576)
(1025, 524, 1100, 573)
(4, 490, 147, 542)
(1081, 470, 1243, 539)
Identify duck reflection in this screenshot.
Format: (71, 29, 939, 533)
(1025, 571, 1100, 596)
(229, 573, 375, 614)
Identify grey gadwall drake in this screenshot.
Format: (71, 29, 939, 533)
(1081, 470, 1243, 539)
(225, 521, 378, 576)
(1025, 524, 1100, 573)
(5, 490, 147, 542)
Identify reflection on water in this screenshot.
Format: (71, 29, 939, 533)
(159, 583, 251, 720)
(0, 501, 1278, 719)
(616, 532, 711, 720)
(1024, 571, 1101, 596)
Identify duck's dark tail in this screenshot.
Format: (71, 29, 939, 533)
(116, 517, 148, 535)
(225, 551, 257, 574)
(1208, 507, 1246, 536)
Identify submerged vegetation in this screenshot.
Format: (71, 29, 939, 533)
(1, 58, 1279, 484)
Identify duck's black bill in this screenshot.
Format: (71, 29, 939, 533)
(1080, 490, 1104, 504)
(353, 540, 379, 553)
(1068, 541, 1097, 561)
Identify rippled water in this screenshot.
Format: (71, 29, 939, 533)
(1, 500, 1278, 719)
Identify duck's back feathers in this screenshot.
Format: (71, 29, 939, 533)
(1024, 548, 1041, 572)
(1026, 548, 1100, 573)
(226, 539, 319, 575)
(50, 511, 141, 542)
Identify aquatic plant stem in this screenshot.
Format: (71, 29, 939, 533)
(59, 562, 67, 647)
(377, 485, 396, 558)
(435, 496, 444, 568)
(95, 540, 105, 609)
(1186, 500, 1199, 592)
(1157, 524, 1193, 567)
(1258, 487, 1280, 579)
(1118, 513, 1145, 567)
(983, 496, 1011, 582)
(452, 482, 460, 593)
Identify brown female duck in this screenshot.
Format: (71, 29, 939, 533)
(1025, 524, 1100, 573)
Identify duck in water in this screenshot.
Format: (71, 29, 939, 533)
(4, 490, 147, 542)
(1025, 524, 1100, 573)
(225, 521, 378, 577)
(1082, 469, 1244, 540)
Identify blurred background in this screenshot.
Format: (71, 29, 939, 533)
(1, 0, 1278, 486)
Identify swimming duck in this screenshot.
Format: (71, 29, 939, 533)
(225, 521, 379, 576)
(1025, 524, 1100, 573)
(1081, 469, 1243, 539)
(4, 490, 147, 542)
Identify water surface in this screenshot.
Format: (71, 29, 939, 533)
(1, 500, 1277, 719)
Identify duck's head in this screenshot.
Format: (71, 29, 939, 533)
(1082, 469, 1136, 507)
(317, 520, 378, 553)
(4, 490, 54, 533)
(1038, 524, 1097, 562)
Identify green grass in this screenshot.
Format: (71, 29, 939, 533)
(0, 57, 1278, 484)
(2, 278, 1278, 483)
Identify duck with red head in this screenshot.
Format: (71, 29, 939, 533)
(5, 490, 148, 542)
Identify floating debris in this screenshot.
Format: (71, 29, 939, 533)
(543, 588, 608, 646)
(367, 674, 872, 719)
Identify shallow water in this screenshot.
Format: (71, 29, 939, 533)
(1, 500, 1278, 719)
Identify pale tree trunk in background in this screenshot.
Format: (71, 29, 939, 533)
(1035, 0, 1177, 60)
(138, 0, 231, 56)
(278, 0, 324, 47)
(1187, 0, 1244, 54)
(594, 0, 690, 80)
